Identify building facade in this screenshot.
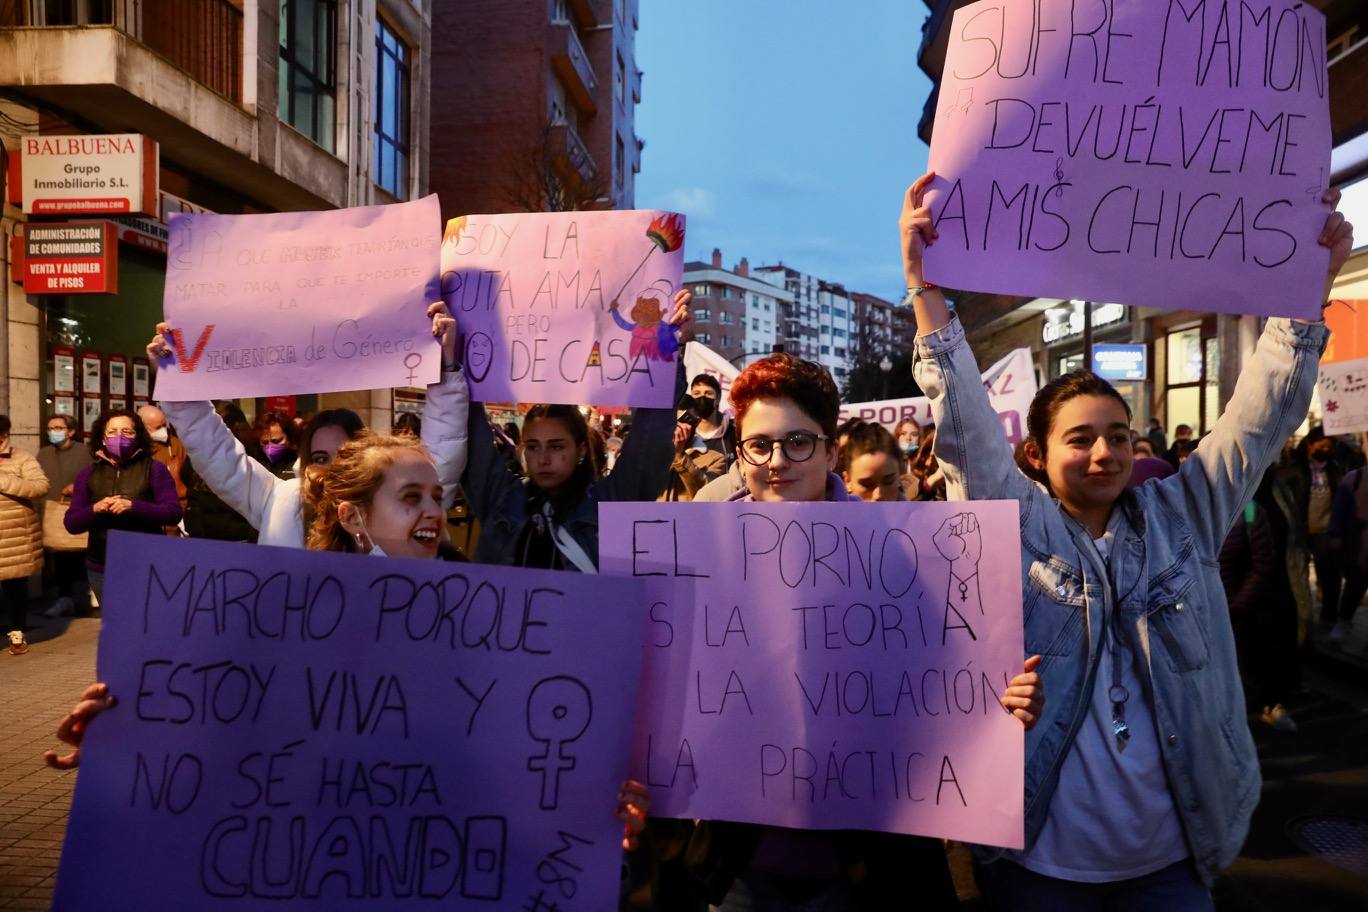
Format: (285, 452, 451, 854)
(684, 249, 791, 367)
(915, 0, 1368, 439)
(0, 0, 433, 449)
(429, 0, 642, 222)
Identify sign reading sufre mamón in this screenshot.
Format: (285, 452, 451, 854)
(15, 133, 158, 215)
(23, 222, 119, 294)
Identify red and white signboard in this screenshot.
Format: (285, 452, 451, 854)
(22, 222, 118, 294)
(12, 133, 158, 215)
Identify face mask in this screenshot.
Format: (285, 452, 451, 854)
(900, 442, 919, 456)
(264, 442, 290, 463)
(358, 517, 386, 557)
(149, 428, 169, 444)
(47, 430, 68, 446)
(693, 395, 716, 420)
(104, 436, 134, 460)
(1312, 450, 1329, 463)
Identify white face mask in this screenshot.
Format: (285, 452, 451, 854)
(357, 516, 386, 557)
(149, 428, 169, 444)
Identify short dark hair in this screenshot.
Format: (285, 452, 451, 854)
(839, 421, 899, 472)
(1026, 370, 1132, 453)
(47, 414, 76, 431)
(300, 408, 365, 463)
(690, 373, 722, 397)
(88, 408, 154, 460)
(0, 414, 10, 436)
(392, 412, 422, 437)
(1147, 417, 1160, 428)
(1175, 424, 1193, 435)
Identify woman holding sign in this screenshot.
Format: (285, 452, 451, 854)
(900, 171, 1354, 908)
(146, 301, 468, 549)
(461, 290, 694, 572)
(650, 352, 1044, 911)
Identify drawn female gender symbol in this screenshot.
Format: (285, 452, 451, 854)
(403, 352, 423, 385)
(526, 676, 593, 811)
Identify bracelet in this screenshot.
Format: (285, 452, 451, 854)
(901, 283, 939, 307)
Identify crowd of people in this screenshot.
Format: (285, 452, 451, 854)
(4, 175, 1353, 910)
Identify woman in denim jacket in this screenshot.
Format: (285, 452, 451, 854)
(899, 171, 1353, 910)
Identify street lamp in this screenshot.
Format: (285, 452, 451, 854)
(879, 355, 893, 399)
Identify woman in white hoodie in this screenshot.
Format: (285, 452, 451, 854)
(146, 302, 468, 548)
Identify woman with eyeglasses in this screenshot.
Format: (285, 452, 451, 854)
(63, 409, 182, 604)
(656, 352, 1043, 912)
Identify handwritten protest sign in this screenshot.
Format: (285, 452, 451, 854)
(925, 0, 1332, 319)
(55, 533, 645, 911)
(155, 196, 441, 400)
(682, 340, 740, 412)
(600, 501, 1025, 848)
(440, 210, 686, 408)
(841, 348, 1036, 444)
(1319, 356, 1368, 435)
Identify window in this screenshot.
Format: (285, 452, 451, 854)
(692, 283, 710, 296)
(373, 18, 410, 198)
(720, 311, 733, 324)
(821, 305, 830, 314)
(694, 307, 710, 322)
(821, 345, 831, 355)
(752, 318, 760, 330)
(721, 287, 733, 299)
(698, 332, 710, 344)
(615, 52, 626, 105)
(615, 135, 625, 190)
(279, 0, 338, 150)
(764, 301, 771, 311)
(549, 0, 569, 21)
(834, 308, 847, 318)
(833, 328, 846, 338)
(835, 348, 847, 359)
(721, 335, 732, 347)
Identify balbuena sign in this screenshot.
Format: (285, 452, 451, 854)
(12, 133, 158, 215)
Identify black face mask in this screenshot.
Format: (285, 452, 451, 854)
(692, 395, 716, 420)
(1311, 450, 1330, 463)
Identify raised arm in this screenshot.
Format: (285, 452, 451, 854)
(420, 302, 469, 510)
(1159, 194, 1352, 558)
(903, 173, 1036, 503)
(460, 400, 525, 523)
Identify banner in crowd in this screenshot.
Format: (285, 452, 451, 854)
(683, 340, 741, 411)
(1320, 356, 1368, 435)
(925, 0, 1332, 319)
(55, 533, 646, 911)
(155, 196, 442, 400)
(440, 210, 686, 408)
(840, 347, 1035, 444)
(600, 501, 1026, 848)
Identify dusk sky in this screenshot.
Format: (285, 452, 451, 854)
(635, 1, 934, 300)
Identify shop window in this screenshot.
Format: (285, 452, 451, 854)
(279, 0, 338, 151)
(373, 17, 411, 198)
(1164, 325, 1211, 435)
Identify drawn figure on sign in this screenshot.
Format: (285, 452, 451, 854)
(526, 675, 592, 810)
(610, 280, 681, 363)
(933, 513, 984, 630)
(465, 331, 494, 383)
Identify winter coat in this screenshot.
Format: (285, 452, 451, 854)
(0, 447, 50, 580)
(914, 314, 1326, 885)
(161, 365, 469, 548)
(64, 453, 181, 570)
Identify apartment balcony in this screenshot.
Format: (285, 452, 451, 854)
(549, 120, 597, 185)
(0, 0, 345, 209)
(549, 19, 597, 113)
(0, 0, 242, 101)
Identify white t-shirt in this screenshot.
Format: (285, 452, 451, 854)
(1021, 521, 1189, 882)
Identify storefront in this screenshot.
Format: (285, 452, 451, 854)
(1035, 300, 1149, 421)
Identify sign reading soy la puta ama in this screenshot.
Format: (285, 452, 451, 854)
(154, 195, 442, 401)
(441, 209, 686, 408)
(600, 501, 1026, 849)
(925, 0, 1332, 319)
(55, 533, 647, 911)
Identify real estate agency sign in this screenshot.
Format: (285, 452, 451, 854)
(23, 223, 118, 294)
(14, 134, 158, 215)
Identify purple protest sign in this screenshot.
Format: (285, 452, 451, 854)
(439, 210, 686, 408)
(54, 533, 645, 911)
(925, 0, 1332, 319)
(154, 196, 442, 401)
(600, 501, 1025, 849)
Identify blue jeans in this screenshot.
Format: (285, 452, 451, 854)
(979, 859, 1212, 912)
(711, 872, 853, 912)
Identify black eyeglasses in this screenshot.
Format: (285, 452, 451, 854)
(738, 431, 829, 466)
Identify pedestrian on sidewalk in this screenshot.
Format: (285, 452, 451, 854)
(1286, 428, 1345, 629)
(36, 413, 89, 615)
(0, 414, 50, 654)
(901, 170, 1353, 907)
(62, 409, 181, 605)
(1219, 468, 1302, 732)
(1328, 460, 1368, 644)
(137, 404, 188, 534)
